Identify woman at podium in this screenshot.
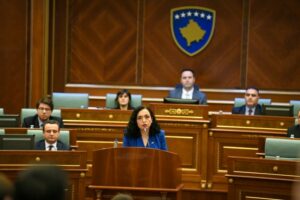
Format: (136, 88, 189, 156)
(122, 106, 167, 150)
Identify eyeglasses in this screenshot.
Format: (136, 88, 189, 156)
(245, 93, 257, 97)
(38, 107, 51, 112)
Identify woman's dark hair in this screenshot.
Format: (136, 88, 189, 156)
(115, 89, 132, 109)
(125, 106, 161, 138)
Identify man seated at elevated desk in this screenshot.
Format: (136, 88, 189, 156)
(232, 87, 262, 115)
(168, 68, 207, 104)
(22, 97, 64, 128)
(35, 120, 69, 151)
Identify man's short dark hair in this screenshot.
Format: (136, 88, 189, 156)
(42, 120, 60, 132)
(14, 165, 67, 200)
(181, 68, 195, 77)
(245, 86, 259, 94)
(36, 97, 54, 111)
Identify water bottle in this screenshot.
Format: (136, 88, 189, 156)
(113, 138, 118, 148)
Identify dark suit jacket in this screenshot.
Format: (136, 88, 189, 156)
(168, 84, 207, 104)
(231, 104, 263, 115)
(287, 124, 300, 138)
(35, 139, 69, 150)
(22, 114, 64, 128)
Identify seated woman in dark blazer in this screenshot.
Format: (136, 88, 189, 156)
(122, 106, 167, 150)
(115, 89, 133, 110)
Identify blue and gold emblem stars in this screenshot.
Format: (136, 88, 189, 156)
(171, 6, 216, 56)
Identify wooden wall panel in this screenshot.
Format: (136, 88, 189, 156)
(248, 0, 300, 90)
(53, 0, 300, 93)
(68, 0, 139, 85)
(1, 0, 300, 113)
(143, 0, 243, 88)
(0, 1, 29, 113)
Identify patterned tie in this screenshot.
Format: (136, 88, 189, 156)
(48, 145, 53, 151)
(248, 109, 253, 115)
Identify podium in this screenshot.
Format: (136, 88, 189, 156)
(89, 147, 183, 200)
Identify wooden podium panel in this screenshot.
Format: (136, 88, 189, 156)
(226, 156, 300, 200)
(0, 150, 88, 200)
(211, 114, 295, 131)
(207, 114, 295, 191)
(89, 147, 183, 200)
(62, 108, 132, 127)
(62, 108, 132, 163)
(149, 103, 209, 121)
(149, 103, 210, 190)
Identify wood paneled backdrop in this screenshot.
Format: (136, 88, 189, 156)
(1, 0, 300, 113)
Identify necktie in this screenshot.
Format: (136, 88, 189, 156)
(248, 109, 253, 115)
(48, 145, 53, 151)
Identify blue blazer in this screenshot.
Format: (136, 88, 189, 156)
(35, 140, 69, 150)
(22, 114, 64, 128)
(122, 130, 168, 151)
(231, 104, 263, 115)
(168, 84, 207, 104)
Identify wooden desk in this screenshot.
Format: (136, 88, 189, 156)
(0, 150, 88, 200)
(207, 114, 295, 191)
(226, 156, 300, 200)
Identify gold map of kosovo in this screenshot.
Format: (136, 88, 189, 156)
(180, 19, 206, 46)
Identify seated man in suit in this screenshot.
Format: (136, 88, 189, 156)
(22, 97, 64, 128)
(287, 110, 300, 138)
(232, 87, 262, 115)
(35, 120, 69, 150)
(168, 68, 207, 104)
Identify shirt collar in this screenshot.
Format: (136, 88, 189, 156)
(45, 141, 57, 151)
(182, 88, 194, 99)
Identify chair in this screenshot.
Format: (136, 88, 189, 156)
(20, 108, 61, 126)
(233, 98, 272, 107)
(265, 138, 300, 160)
(52, 92, 89, 109)
(27, 129, 70, 147)
(289, 100, 300, 117)
(105, 93, 142, 109)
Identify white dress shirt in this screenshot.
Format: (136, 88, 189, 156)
(181, 88, 194, 99)
(45, 141, 58, 151)
(246, 107, 255, 115)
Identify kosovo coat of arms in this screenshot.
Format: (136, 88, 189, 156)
(171, 6, 216, 56)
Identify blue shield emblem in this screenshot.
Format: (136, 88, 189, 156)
(171, 6, 216, 56)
